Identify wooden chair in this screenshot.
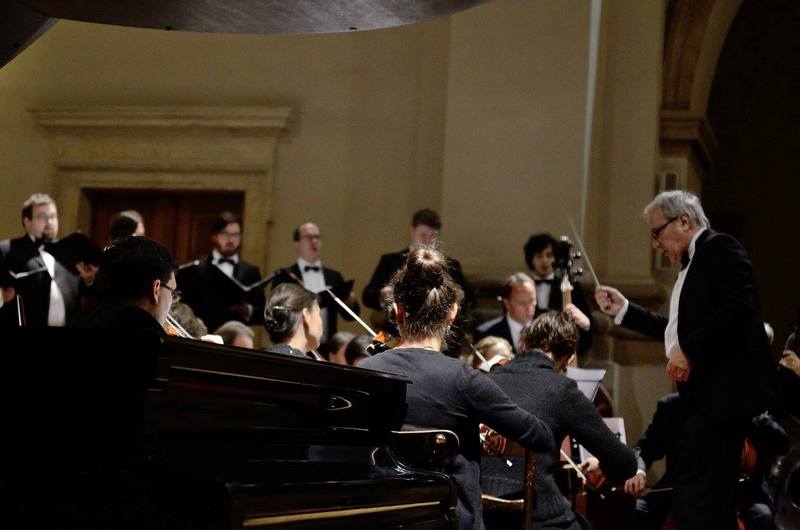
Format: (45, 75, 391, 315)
(481, 441, 538, 530)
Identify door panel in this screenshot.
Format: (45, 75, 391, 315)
(88, 190, 244, 265)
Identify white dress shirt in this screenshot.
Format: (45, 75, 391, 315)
(297, 258, 330, 341)
(614, 228, 706, 359)
(212, 249, 238, 278)
(298, 258, 326, 293)
(533, 272, 555, 309)
(507, 316, 527, 352)
(31, 236, 66, 327)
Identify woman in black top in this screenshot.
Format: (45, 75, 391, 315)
(359, 247, 554, 530)
(481, 311, 638, 530)
(263, 283, 323, 358)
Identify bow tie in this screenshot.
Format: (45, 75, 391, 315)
(304, 265, 321, 272)
(217, 258, 236, 266)
(680, 253, 690, 271)
(534, 278, 555, 286)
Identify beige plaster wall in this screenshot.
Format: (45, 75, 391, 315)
(595, 0, 666, 286)
(441, 0, 590, 277)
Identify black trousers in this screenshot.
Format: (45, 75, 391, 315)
(671, 408, 746, 530)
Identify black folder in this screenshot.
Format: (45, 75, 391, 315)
(46, 232, 103, 274)
(0, 263, 49, 288)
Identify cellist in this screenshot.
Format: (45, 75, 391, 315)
(480, 311, 638, 530)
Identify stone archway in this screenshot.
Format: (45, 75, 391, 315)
(659, 0, 742, 194)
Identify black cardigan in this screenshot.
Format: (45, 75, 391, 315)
(359, 347, 553, 530)
(481, 350, 637, 528)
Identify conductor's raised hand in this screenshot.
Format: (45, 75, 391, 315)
(594, 286, 626, 316)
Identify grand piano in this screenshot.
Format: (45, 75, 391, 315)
(1, 327, 457, 529)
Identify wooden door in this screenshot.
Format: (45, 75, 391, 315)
(87, 190, 245, 264)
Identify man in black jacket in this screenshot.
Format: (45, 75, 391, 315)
(0, 193, 95, 328)
(474, 272, 537, 354)
(523, 233, 595, 357)
(362, 208, 474, 312)
(179, 211, 265, 332)
(595, 190, 773, 530)
(481, 311, 637, 530)
(273, 222, 360, 348)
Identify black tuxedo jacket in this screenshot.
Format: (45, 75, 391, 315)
(634, 393, 683, 486)
(362, 249, 475, 310)
(536, 278, 596, 356)
(474, 314, 518, 354)
(178, 254, 265, 333)
(0, 235, 80, 327)
(621, 230, 773, 422)
(273, 263, 360, 339)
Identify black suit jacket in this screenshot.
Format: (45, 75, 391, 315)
(0, 235, 81, 327)
(482, 350, 637, 527)
(362, 249, 475, 311)
(536, 278, 595, 356)
(620, 230, 773, 422)
(178, 254, 265, 333)
(474, 315, 517, 353)
(633, 393, 683, 486)
(273, 263, 360, 340)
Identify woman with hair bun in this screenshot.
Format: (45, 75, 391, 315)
(263, 283, 323, 358)
(359, 246, 554, 530)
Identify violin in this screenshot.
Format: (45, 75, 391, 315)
(163, 312, 194, 338)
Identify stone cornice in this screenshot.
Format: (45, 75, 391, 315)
(659, 109, 718, 170)
(30, 106, 292, 132)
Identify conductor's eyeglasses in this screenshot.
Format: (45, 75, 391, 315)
(650, 217, 677, 240)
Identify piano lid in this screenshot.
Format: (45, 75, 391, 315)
(1, 0, 492, 68)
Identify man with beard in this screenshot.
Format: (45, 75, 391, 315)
(179, 211, 265, 332)
(0, 193, 96, 327)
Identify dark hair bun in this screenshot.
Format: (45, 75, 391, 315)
(390, 246, 464, 342)
(263, 283, 319, 343)
(405, 247, 449, 288)
(263, 306, 293, 336)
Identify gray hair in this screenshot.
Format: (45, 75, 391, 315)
(644, 190, 710, 229)
(21, 193, 55, 220)
(214, 320, 255, 345)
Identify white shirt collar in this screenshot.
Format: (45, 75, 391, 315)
(298, 258, 322, 270)
(507, 315, 527, 334)
(212, 249, 239, 264)
(687, 228, 706, 262)
(532, 272, 555, 281)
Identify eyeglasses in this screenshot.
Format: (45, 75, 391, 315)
(161, 284, 182, 304)
(300, 234, 322, 241)
(650, 217, 677, 240)
(33, 213, 58, 221)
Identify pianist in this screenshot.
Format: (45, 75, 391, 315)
(359, 246, 554, 530)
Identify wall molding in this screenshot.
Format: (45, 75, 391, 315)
(31, 106, 292, 269)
